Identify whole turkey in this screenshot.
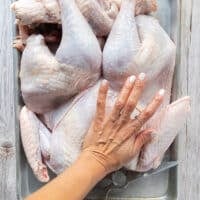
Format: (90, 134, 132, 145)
(18, 0, 190, 182)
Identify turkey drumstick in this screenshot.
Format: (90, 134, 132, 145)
(20, 0, 102, 114)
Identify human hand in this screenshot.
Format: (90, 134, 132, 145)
(81, 74, 165, 175)
(25, 74, 165, 200)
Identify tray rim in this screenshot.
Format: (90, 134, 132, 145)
(15, 0, 181, 199)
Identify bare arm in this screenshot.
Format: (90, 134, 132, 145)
(26, 74, 164, 200)
(25, 152, 106, 200)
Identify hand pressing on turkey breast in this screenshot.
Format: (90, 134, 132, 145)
(25, 76, 164, 199)
(20, 75, 164, 182)
(82, 76, 165, 174)
(103, 0, 190, 171)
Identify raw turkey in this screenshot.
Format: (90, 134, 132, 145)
(13, 23, 106, 52)
(11, 0, 157, 36)
(20, 106, 50, 182)
(102, 0, 190, 171)
(18, 0, 190, 182)
(20, 0, 102, 113)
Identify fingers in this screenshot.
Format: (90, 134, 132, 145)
(136, 89, 165, 125)
(110, 76, 136, 122)
(120, 73, 146, 122)
(94, 80, 109, 130)
(99, 76, 136, 147)
(109, 73, 146, 142)
(118, 89, 164, 142)
(131, 129, 153, 156)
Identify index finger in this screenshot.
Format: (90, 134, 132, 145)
(119, 73, 146, 122)
(110, 76, 136, 122)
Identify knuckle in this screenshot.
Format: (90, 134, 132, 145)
(110, 116, 116, 122)
(133, 123, 141, 131)
(100, 88, 106, 95)
(97, 97, 103, 103)
(144, 109, 152, 118)
(135, 80, 144, 88)
(125, 104, 133, 113)
(115, 100, 124, 109)
(124, 83, 132, 90)
(127, 100, 136, 108)
(97, 115, 104, 122)
(117, 117, 126, 126)
(129, 122, 137, 131)
(97, 101, 103, 108)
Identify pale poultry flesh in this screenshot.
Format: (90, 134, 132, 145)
(11, 0, 157, 37)
(20, 0, 102, 113)
(17, 0, 190, 182)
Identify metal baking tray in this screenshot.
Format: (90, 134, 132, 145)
(17, 0, 179, 199)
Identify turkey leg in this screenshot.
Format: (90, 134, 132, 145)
(11, 0, 157, 36)
(20, 0, 101, 114)
(20, 106, 50, 182)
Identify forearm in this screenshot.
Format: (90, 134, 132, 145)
(26, 152, 106, 200)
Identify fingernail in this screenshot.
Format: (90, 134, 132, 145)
(102, 79, 108, 86)
(159, 89, 165, 96)
(129, 75, 136, 83)
(139, 73, 146, 80)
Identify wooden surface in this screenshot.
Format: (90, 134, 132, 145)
(0, 0, 19, 200)
(174, 0, 200, 199)
(0, 0, 200, 199)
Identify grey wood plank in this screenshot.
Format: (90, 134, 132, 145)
(0, 0, 19, 199)
(174, 0, 200, 199)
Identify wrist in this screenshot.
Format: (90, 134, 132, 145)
(75, 151, 108, 184)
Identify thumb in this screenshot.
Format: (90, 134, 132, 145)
(132, 129, 154, 156)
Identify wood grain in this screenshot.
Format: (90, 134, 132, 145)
(0, 0, 19, 199)
(173, 0, 200, 199)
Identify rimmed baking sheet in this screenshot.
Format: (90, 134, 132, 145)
(17, 0, 179, 199)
